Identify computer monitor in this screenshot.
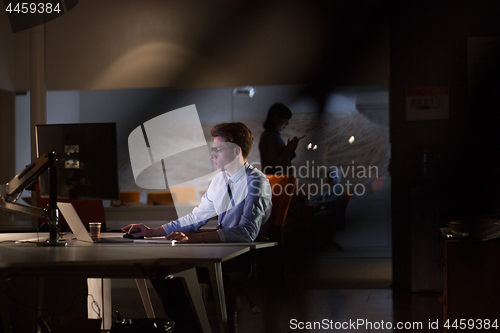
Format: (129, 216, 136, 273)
(35, 123, 120, 201)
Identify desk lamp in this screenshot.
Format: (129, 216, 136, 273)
(0, 152, 65, 245)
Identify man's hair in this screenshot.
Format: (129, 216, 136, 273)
(211, 122, 254, 159)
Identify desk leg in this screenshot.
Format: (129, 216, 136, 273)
(135, 278, 156, 319)
(174, 268, 212, 333)
(207, 262, 229, 333)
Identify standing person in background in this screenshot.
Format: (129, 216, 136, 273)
(259, 103, 300, 175)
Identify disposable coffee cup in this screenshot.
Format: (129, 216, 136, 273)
(89, 222, 102, 238)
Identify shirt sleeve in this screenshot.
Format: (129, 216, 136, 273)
(218, 176, 272, 243)
(162, 185, 217, 235)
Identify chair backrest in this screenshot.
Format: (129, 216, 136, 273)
(170, 186, 197, 204)
(265, 174, 296, 227)
(147, 191, 175, 205)
(332, 189, 353, 232)
(119, 190, 141, 205)
(35, 184, 106, 231)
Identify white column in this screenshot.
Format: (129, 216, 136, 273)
(88, 278, 112, 330)
(29, 23, 46, 162)
(29, 23, 46, 229)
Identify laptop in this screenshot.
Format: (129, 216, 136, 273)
(58, 202, 134, 243)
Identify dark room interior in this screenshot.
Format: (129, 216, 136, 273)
(1, 1, 500, 332)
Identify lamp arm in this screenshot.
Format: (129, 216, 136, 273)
(0, 196, 47, 218)
(0, 153, 53, 219)
(1, 152, 68, 246)
(0, 153, 52, 203)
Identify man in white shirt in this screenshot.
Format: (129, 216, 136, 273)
(122, 122, 273, 332)
(122, 122, 272, 243)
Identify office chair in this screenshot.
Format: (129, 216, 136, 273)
(147, 191, 175, 205)
(255, 174, 297, 278)
(334, 190, 353, 231)
(309, 188, 353, 251)
(118, 190, 141, 206)
(230, 174, 297, 330)
(260, 174, 297, 241)
(329, 190, 353, 251)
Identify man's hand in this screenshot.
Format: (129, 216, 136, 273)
(166, 231, 192, 243)
(166, 231, 221, 243)
(287, 136, 299, 152)
(121, 223, 166, 238)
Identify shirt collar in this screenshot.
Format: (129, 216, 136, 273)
(226, 162, 249, 183)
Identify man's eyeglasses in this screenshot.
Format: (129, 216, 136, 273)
(210, 147, 231, 154)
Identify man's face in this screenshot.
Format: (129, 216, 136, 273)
(210, 137, 238, 171)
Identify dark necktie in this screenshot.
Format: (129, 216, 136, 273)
(218, 180, 234, 229)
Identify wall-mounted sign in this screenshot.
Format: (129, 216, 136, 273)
(406, 86, 449, 121)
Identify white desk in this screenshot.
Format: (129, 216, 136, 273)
(0, 232, 251, 333)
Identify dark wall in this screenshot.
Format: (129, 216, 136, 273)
(390, 0, 500, 290)
(0, 90, 16, 225)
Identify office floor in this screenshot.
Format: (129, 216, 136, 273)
(111, 245, 443, 333)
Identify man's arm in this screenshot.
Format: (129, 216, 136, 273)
(161, 185, 217, 235)
(217, 175, 272, 243)
(122, 223, 167, 237)
(166, 230, 221, 243)
(168, 174, 272, 243)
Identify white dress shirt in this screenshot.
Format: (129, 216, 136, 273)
(162, 163, 272, 242)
